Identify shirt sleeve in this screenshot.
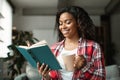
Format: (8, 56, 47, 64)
(73, 43, 106, 80)
(90, 44, 106, 80)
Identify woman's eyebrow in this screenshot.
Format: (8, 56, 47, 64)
(59, 18, 73, 22)
(64, 18, 73, 21)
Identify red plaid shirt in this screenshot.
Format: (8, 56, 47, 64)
(46, 38, 106, 80)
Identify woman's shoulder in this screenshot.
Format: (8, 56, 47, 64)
(50, 41, 62, 49)
(87, 39, 101, 48)
(82, 38, 100, 47)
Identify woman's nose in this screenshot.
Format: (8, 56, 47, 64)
(61, 23, 66, 29)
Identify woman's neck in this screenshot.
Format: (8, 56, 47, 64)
(64, 37, 79, 50)
(65, 36, 79, 43)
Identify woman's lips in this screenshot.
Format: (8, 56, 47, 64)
(62, 30, 69, 34)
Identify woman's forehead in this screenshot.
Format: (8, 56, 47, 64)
(59, 12, 74, 20)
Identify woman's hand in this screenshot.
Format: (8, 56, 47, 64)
(74, 55, 86, 70)
(37, 62, 51, 79)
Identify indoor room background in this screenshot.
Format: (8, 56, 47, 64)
(0, 0, 120, 80)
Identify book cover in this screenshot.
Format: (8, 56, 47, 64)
(15, 40, 62, 70)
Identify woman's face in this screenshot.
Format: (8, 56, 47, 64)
(59, 12, 79, 39)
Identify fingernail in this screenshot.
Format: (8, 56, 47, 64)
(42, 63, 45, 65)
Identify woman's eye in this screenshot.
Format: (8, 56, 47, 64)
(66, 20, 71, 24)
(59, 22, 62, 25)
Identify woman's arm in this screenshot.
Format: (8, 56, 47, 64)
(89, 44, 106, 80)
(73, 43, 106, 80)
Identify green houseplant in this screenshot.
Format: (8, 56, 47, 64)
(7, 28, 39, 80)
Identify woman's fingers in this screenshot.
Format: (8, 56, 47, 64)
(42, 64, 48, 76)
(39, 63, 45, 74)
(74, 55, 86, 70)
(37, 62, 51, 77)
(37, 62, 40, 69)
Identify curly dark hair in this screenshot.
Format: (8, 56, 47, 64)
(55, 6, 96, 42)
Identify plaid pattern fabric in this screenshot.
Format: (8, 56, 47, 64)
(48, 38, 106, 80)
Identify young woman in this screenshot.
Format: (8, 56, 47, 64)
(37, 6, 106, 80)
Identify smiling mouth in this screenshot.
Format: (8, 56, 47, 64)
(62, 30, 69, 34)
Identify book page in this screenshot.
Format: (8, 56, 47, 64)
(30, 40, 47, 48)
(18, 45, 29, 49)
(19, 40, 47, 49)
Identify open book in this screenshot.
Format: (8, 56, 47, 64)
(15, 40, 62, 70)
